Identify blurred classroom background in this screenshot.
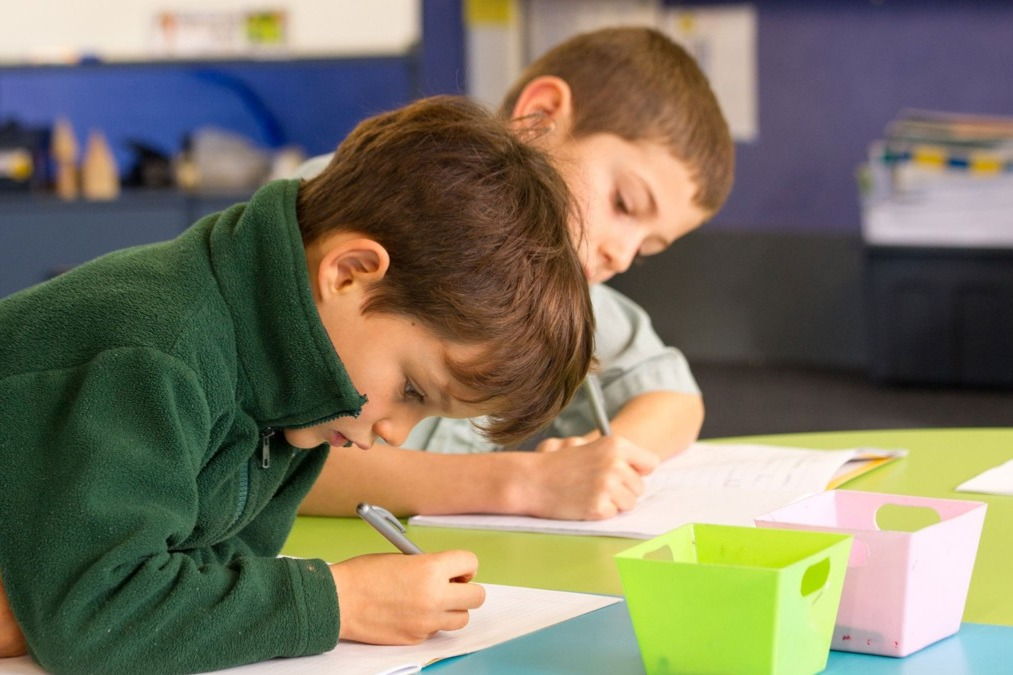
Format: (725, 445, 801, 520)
(3, 0, 1013, 438)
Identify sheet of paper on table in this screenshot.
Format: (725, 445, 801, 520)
(409, 442, 906, 539)
(215, 583, 619, 675)
(956, 458, 1013, 496)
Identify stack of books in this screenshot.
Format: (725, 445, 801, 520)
(859, 109, 1013, 248)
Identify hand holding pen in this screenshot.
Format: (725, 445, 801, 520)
(331, 503, 483, 644)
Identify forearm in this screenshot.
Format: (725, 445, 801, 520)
(300, 444, 537, 517)
(609, 391, 704, 460)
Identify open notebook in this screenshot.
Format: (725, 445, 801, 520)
(409, 442, 906, 539)
(0, 585, 619, 675)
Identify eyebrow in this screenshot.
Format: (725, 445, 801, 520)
(435, 377, 489, 419)
(424, 371, 454, 415)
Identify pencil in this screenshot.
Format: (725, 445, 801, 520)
(584, 375, 611, 437)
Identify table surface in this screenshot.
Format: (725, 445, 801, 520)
(426, 604, 1013, 675)
(281, 428, 1013, 627)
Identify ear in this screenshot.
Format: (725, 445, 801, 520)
(316, 237, 391, 303)
(511, 75, 575, 139)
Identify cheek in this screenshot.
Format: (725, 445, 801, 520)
(572, 235, 595, 278)
(572, 194, 609, 246)
(582, 209, 625, 256)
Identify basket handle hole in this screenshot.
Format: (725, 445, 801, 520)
(801, 558, 830, 597)
(875, 504, 942, 532)
(643, 545, 675, 562)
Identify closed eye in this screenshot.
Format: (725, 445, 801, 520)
(614, 191, 632, 216)
(402, 379, 426, 404)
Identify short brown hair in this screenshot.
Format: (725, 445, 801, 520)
(501, 27, 735, 214)
(297, 96, 594, 446)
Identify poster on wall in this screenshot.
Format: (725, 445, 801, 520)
(662, 5, 757, 142)
(150, 10, 289, 58)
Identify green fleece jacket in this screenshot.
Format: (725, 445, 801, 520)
(0, 179, 366, 673)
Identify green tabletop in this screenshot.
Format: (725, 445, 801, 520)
(281, 428, 1013, 626)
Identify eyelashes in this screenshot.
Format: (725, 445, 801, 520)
(614, 191, 632, 216)
(402, 379, 425, 404)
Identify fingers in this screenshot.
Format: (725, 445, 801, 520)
(438, 549, 480, 585)
(440, 550, 485, 590)
(604, 441, 663, 514)
(586, 465, 641, 519)
(446, 572, 486, 610)
(535, 435, 589, 453)
(619, 440, 661, 476)
(421, 551, 486, 637)
(441, 610, 472, 633)
(531, 435, 659, 520)
(610, 462, 645, 512)
(332, 551, 485, 646)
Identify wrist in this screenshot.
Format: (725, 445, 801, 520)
(486, 451, 538, 515)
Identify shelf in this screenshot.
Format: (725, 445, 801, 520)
(0, 189, 250, 298)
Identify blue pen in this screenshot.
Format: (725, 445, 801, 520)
(357, 502, 424, 554)
(584, 375, 611, 437)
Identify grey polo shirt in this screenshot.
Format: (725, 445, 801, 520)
(405, 283, 700, 453)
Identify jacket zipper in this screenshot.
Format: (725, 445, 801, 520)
(225, 428, 274, 534)
(229, 462, 250, 533)
(261, 428, 275, 469)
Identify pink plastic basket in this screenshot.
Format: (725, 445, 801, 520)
(756, 490, 986, 657)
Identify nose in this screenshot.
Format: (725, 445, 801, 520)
(600, 237, 639, 276)
(372, 415, 416, 448)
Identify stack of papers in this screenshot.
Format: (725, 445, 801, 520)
(410, 443, 905, 539)
(859, 109, 1013, 248)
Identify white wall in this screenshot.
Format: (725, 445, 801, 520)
(0, 0, 420, 63)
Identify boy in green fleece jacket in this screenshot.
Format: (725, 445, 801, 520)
(0, 96, 594, 673)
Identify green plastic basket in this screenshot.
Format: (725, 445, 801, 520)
(615, 523, 853, 675)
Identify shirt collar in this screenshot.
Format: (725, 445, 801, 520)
(206, 179, 366, 427)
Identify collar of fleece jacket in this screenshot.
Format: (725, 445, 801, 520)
(208, 178, 366, 428)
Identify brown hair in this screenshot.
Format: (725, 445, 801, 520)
(297, 96, 594, 446)
(501, 27, 735, 214)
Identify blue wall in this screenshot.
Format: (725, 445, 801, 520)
(0, 58, 416, 171)
(711, 1, 1013, 233)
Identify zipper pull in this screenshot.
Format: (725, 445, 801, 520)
(261, 429, 275, 469)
